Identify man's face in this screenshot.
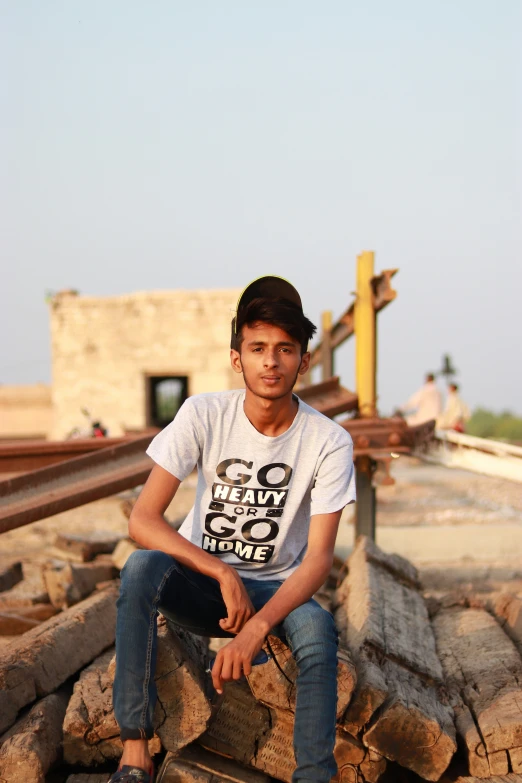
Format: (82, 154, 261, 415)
(230, 321, 310, 401)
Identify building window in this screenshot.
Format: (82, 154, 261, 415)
(147, 376, 188, 429)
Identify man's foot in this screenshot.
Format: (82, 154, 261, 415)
(107, 765, 153, 783)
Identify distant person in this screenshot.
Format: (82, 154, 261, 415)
(437, 383, 470, 432)
(399, 373, 442, 426)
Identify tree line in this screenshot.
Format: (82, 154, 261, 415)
(467, 408, 522, 443)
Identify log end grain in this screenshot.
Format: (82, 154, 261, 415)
(0, 690, 69, 783)
(363, 696, 456, 782)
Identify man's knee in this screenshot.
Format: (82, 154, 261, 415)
(120, 549, 176, 595)
(284, 601, 338, 658)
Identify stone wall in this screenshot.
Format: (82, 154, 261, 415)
(49, 288, 242, 439)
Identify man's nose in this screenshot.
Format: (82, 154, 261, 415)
(263, 350, 279, 367)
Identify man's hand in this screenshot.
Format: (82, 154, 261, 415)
(211, 616, 269, 694)
(218, 567, 255, 634)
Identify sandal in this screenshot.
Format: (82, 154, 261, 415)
(107, 765, 153, 783)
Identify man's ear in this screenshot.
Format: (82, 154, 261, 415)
(230, 349, 243, 374)
(298, 351, 311, 375)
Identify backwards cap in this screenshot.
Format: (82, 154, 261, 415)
(234, 275, 302, 335)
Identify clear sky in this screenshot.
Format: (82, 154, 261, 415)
(2, 1, 521, 415)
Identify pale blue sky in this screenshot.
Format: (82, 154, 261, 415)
(1, 1, 520, 414)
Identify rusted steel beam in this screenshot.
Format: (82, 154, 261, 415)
(0, 437, 132, 475)
(309, 269, 397, 369)
(296, 377, 358, 418)
(339, 417, 435, 458)
(0, 436, 154, 535)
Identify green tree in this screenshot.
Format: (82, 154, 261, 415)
(467, 408, 522, 442)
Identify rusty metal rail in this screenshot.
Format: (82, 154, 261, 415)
(0, 436, 153, 535)
(296, 377, 358, 417)
(0, 436, 133, 475)
(340, 417, 434, 457)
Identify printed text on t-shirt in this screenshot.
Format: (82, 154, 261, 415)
(202, 458, 293, 564)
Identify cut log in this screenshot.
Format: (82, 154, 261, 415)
(432, 606, 522, 755)
(333, 537, 454, 778)
(54, 531, 125, 562)
(510, 747, 522, 774)
(42, 560, 116, 608)
(246, 634, 356, 718)
(488, 750, 510, 776)
(454, 702, 490, 777)
(438, 765, 522, 783)
(5, 602, 57, 621)
(0, 561, 23, 593)
(201, 681, 382, 783)
(112, 538, 139, 570)
(63, 648, 161, 765)
(157, 744, 271, 783)
(0, 570, 49, 608)
(0, 689, 69, 783)
(362, 659, 456, 781)
(341, 655, 388, 737)
(63, 617, 210, 764)
(488, 592, 522, 656)
(354, 535, 420, 588)
(154, 618, 211, 752)
(334, 537, 442, 683)
(0, 584, 117, 734)
(0, 611, 41, 635)
(0, 603, 58, 634)
(359, 749, 387, 783)
(63, 649, 120, 765)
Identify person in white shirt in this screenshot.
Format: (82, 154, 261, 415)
(437, 383, 471, 432)
(108, 276, 356, 783)
(400, 373, 442, 427)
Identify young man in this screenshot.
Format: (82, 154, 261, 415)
(109, 276, 356, 783)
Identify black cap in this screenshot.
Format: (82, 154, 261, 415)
(237, 274, 301, 312)
(233, 275, 303, 336)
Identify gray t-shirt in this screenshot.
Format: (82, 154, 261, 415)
(146, 389, 356, 581)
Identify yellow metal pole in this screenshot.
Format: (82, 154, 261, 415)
(354, 250, 377, 541)
(321, 310, 333, 380)
(355, 251, 376, 418)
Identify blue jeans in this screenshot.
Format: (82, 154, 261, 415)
(113, 550, 339, 783)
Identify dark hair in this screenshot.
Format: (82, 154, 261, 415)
(426, 373, 435, 382)
(231, 297, 317, 354)
(449, 382, 459, 391)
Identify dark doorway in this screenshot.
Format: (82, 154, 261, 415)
(147, 376, 188, 429)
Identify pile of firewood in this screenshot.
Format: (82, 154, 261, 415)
(1, 533, 522, 783)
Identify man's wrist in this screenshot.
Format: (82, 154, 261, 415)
(245, 613, 271, 637)
(215, 561, 235, 585)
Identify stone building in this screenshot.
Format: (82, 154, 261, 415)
(0, 384, 53, 440)
(48, 287, 242, 439)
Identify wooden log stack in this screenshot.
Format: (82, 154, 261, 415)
(333, 536, 457, 781)
(432, 603, 522, 776)
(1, 530, 522, 782)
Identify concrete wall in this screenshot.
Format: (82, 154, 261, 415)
(0, 384, 53, 439)
(49, 288, 242, 439)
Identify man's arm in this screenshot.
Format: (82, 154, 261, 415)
(211, 509, 343, 693)
(129, 464, 254, 634)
